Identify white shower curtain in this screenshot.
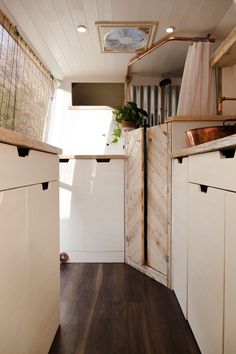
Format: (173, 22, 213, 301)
(177, 42, 216, 115)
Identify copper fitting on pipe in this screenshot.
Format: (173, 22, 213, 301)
(218, 96, 236, 113)
(126, 35, 215, 80)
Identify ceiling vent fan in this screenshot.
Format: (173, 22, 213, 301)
(96, 22, 158, 53)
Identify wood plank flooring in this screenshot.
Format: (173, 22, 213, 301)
(49, 263, 200, 354)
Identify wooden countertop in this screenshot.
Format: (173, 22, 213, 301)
(60, 154, 125, 160)
(165, 115, 236, 122)
(0, 127, 62, 155)
(172, 134, 236, 159)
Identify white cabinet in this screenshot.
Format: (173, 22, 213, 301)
(27, 182, 60, 354)
(172, 157, 188, 318)
(172, 148, 236, 354)
(224, 191, 236, 354)
(0, 142, 60, 354)
(60, 158, 124, 262)
(0, 188, 28, 354)
(188, 149, 236, 191)
(188, 183, 224, 354)
(0, 143, 58, 190)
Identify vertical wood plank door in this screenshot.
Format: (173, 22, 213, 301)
(224, 191, 236, 354)
(125, 128, 144, 266)
(147, 125, 169, 278)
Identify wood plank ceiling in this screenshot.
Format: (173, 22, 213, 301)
(0, 0, 234, 82)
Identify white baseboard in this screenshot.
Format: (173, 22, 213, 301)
(64, 251, 124, 263)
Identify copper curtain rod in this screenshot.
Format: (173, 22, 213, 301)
(126, 35, 215, 79)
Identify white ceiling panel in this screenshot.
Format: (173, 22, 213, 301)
(0, 0, 234, 82)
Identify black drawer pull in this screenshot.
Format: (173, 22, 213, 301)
(177, 157, 183, 164)
(96, 159, 111, 163)
(42, 182, 49, 190)
(200, 185, 208, 193)
(17, 147, 29, 157)
(220, 149, 235, 159)
(59, 158, 70, 163)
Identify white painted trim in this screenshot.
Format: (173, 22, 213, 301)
(65, 251, 124, 263)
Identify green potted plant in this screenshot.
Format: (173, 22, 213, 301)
(111, 101, 148, 143)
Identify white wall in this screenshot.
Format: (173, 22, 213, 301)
(47, 80, 125, 155)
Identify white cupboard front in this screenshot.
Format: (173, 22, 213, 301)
(0, 142, 60, 354)
(188, 183, 224, 354)
(27, 182, 60, 354)
(0, 188, 28, 354)
(224, 191, 236, 354)
(60, 158, 124, 262)
(172, 157, 188, 318)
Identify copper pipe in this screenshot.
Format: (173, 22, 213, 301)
(126, 35, 215, 79)
(218, 96, 236, 113)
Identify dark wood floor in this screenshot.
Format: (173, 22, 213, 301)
(49, 263, 200, 354)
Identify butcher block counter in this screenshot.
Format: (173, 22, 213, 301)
(172, 133, 236, 354)
(0, 128, 62, 354)
(0, 127, 62, 154)
(172, 133, 236, 159)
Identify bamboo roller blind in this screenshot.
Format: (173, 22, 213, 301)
(0, 9, 54, 140)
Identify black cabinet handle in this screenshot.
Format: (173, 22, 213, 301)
(177, 157, 183, 164)
(42, 182, 49, 190)
(219, 149, 235, 159)
(59, 158, 70, 163)
(17, 147, 29, 157)
(96, 159, 111, 163)
(200, 184, 208, 193)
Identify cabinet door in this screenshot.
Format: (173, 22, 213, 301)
(188, 183, 224, 354)
(172, 157, 188, 318)
(0, 188, 27, 354)
(224, 191, 236, 354)
(83, 159, 124, 252)
(0, 143, 58, 190)
(147, 125, 169, 276)
(27, 181, 60, 354)
(60, 159, 84, 252)
(126, 128, 144, 265)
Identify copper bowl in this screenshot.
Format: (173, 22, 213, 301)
(186, 125, 236, 147)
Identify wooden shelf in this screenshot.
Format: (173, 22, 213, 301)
(60, 154, 125, 160)
(165, 115, 236, 122)
(211, 26, 236, 67)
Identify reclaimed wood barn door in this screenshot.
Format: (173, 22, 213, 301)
(125, 125, 170, 287)
(125, 128, 144, 267)
(147, 125, 170, 286)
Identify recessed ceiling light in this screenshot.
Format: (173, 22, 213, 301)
(165, 26, 175, 33)
(77, 25, 87, 33)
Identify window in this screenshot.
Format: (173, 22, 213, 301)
(0, 10, 54, 140)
